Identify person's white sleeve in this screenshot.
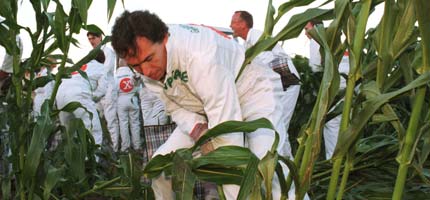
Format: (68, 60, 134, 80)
(92, 74, 108, 99)
(170, 108, 207, 133)
(43, 81, 55, 100)
(102, 46, 117, 75)
(90, 67, 105, 98)
(186, 53, 242, 130)
(139, 87, 155, 123)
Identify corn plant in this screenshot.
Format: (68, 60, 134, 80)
(0, 0, 146, 199)
(240, 0, 430, 199)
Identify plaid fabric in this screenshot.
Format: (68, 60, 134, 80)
(142, 123, 176, 164)
(142, 123, 205, 199)
(269, 56, 300, 91)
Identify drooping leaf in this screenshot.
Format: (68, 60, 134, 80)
(171, 149, 196, 200)
(258, 152, 278, 200)
(83, 24, 105, 36)
(237, 154, 260, 200)
(192, 118, 277, 152)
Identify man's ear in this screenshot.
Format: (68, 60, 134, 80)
(162, 33, 168, 45)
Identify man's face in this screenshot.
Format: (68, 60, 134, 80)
(230, 13, 246, 39)
(87, 35, 102, 48)
(125, 36, 168, 81)
(304, 22, 314, 39)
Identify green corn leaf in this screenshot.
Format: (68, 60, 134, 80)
(391, 1, 416, 60)
(415, 0, 430, 66)
(83, 24, 105, 36)
(66, 36, 110, 74)
(41, 0, 50, 11)
(258, 152, 278, 200)
(334, 72, 430, 158)
(23, 103, 55, 187)
(53, 3, 67, 53)
(72, 0, 90, 25)
(119, 153, 142, 199)
(64, 119, 90, 181)
(263, 0, 275, 36)
(68, 7, 83, 34)
(192, 146, 254, 168)
(276, 0, 316, 23)
(278, 156, 300, 199)
(278, 8, 332, 41)
(192, 118, 277, 152)
(275, 163, 288, 200)
(418, 122, 430, 166)
(107, 0, 116, 22)
(172, 149, 196, 200)
(237, 154, 260, 200)
(194, 166, 244, 185)
(43, 166, 63, 200)
(143, 152, 174, 178)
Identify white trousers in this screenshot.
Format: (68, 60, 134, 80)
(98, 83, 120, 148)
(116, 94, 141, 151)
(324, 114, 341, 159)
(56, 91, 103, 145)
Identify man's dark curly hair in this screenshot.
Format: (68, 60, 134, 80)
(111, 10, 168, 58)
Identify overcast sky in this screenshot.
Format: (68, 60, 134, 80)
(13, 0, 382, 64)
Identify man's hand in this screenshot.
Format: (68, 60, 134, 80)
(190, 123, 214, 155)
(190, 123, 208, 141)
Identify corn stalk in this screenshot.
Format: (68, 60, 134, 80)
(392, 0, 430, 199)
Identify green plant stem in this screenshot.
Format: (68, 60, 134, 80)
(326, 157, 342, 200)
(49, 12, 76, 108)
(336, 153, 353, 200)
(393, 87, 426, 200)
(326, 0, 371, 198)
(298, 128, 317, 199)
(393, 0, 429, 198)
(286, 132, 307, 190)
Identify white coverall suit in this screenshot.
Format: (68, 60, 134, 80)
(33, 67, 54, 116)
(93, 45, 120, 144)
(56, 60, 104, 145)
(309, 39, 350, 159)
(143, 24, 288, 200)
(115, 66, 141, 151)
(244, 28, 301, 142)
(0, 35, 23, 73)
(138, 85, 169, 126)
(244, 28, 304, 200)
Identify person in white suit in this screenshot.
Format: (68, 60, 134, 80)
(111, 10, 290, 200)
(56, 52, 105, 145)
(114, 60, 141, 152)
(230, 10, 304, 200)
(87, 32, 120, 145)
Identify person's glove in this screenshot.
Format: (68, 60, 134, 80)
(190, 123, 214, 155)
